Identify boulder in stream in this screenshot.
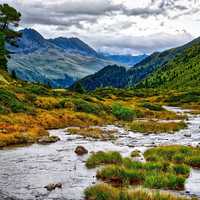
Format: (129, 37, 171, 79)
(44, 183, 62, 191)
(75, 146, 88, 155)
(38, 136, 60, 144)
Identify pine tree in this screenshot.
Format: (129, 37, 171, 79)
(0, 32, 7, 70)
(0, 4, 21, 44)
(0, 4, 21, 71)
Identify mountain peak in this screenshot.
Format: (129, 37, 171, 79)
(48, 36, 98, 56)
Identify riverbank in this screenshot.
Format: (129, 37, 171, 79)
(0, 107, 199, 199)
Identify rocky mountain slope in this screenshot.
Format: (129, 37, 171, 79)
(7, 29, 146, 88)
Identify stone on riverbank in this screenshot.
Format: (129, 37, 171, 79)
(37, 136, 60, 144)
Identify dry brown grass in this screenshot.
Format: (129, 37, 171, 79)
(127, 120, 187, 134)
(67, 127, 116, 140)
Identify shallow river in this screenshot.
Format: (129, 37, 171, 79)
(0, 107, 200, 200)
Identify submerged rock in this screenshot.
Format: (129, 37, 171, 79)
(44, 183, 62, 191)
(75, 146, 88, 155)
(37, 136, 60, 144)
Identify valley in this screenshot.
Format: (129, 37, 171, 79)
(1, 2, 200, 200)
(0, 106, 200, 200)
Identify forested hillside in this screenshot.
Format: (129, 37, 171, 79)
(138, 39, 200, 90)
(74, 36, 200, 91)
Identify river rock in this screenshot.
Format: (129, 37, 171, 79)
(38, 136, 60, 144)
(184, 133, 191, 137)
(44, 183, 62, 191)
(75, 146, 88, 155)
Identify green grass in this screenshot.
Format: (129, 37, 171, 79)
(112, 103, 136, 121)
(85, 183, 194, 200)
(127, 120, 187, 134)
(96, 160, 189, 190)
(0, 88, 34, 113)
(86, 151, 123, 169)
(144, 145, 200, 168)
(87, 149, 192, 191)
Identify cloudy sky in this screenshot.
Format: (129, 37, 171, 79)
(1, 0, 200, 55)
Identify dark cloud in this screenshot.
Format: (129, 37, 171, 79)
(0, 0, 198, 54)
(2, 0, 198, 27)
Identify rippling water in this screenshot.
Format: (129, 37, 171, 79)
(0, 107, 200, 200)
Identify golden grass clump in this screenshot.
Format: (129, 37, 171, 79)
(67, 127, 116, 140)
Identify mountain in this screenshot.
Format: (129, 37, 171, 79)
(72, 65, 127, 90)
(127, 36, 200, 86)
(101, 53, 148, 66)
(48, 37, 98, 56)
(6, 28, 114, 87)
(137, 38, 200, 90)
(73, 36, 200, 90)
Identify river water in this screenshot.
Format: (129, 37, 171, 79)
(0, 107, 200, 200)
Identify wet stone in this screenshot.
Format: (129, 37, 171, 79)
(74, 146, 88, 156)
(44, 183, 62, 191)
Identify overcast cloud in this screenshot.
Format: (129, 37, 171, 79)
(0, 0, 200, 55)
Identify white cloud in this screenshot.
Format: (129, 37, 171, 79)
(0, 0, 200, 54)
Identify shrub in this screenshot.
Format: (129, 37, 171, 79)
(112, 103, 136, 121)
(73, 99, 102, 115)
(0, 89, 33, 113)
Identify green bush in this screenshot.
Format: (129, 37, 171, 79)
(141, 102, 164, 111)
(0, 89, 32, 113)
(73, 98, 103, 115)
(144, 172, 185, 190)
(112, 103, 136, 121)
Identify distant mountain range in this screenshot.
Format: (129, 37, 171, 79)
(100, 53, 147, 67)
(73, 36, 200, 90)
(7, 28, 146, 87)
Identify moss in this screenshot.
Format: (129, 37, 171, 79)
(130, 150, 141, 157)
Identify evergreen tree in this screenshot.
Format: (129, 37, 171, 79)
(0, 32, 7, 70)
(0, 3, 21, 44)
(0, 4, 21, 70)
(72, 82, 85, 93)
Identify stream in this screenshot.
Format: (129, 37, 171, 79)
(0, 107, 200, 200)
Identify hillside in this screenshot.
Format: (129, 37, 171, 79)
(138, 39, 200, 90)
(127, 36, 200, 86)
(7, 29, 114, 87)
(71, 65, 127, 90)
(74, 36, 200, 90)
